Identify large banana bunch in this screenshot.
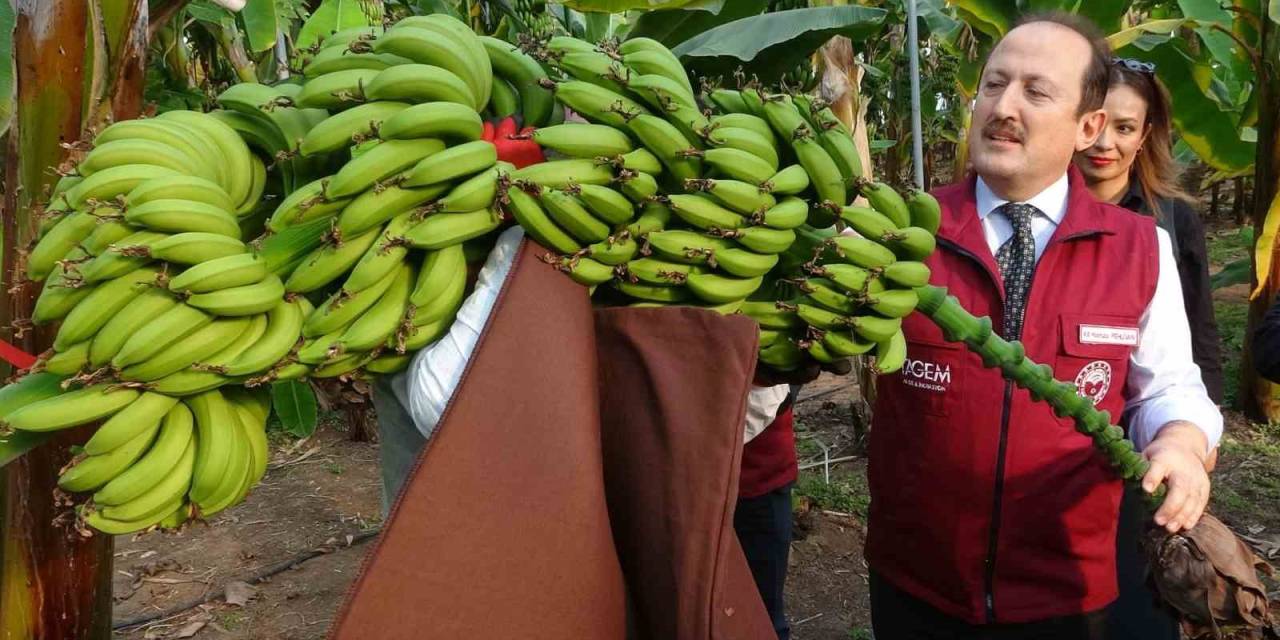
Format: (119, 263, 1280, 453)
(10, 14, 533, 537)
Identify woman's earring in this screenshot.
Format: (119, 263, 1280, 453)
(1137, 147, 1143, 154)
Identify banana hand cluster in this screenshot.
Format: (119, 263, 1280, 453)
(12, 14, 533, 537)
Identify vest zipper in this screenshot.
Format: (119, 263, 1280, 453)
(984, 380, 1015, 622)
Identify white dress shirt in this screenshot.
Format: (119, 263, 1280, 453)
(975, 176, 1223, 454)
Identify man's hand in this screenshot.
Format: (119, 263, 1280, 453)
(1142, 421, 1211, 533)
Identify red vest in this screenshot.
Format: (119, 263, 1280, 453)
(739, 405, 797, 499)
(865, 169, 1159, 624)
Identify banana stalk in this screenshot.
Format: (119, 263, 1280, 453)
(913, 285, 1161, 503)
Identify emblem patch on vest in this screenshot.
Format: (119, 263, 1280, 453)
(1074, 360, 1112, 405)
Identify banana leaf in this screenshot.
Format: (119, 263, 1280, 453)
(947, 0, 1018, 38)
(559, 0, 698, 11)
(1178, 0, 1254, 85)
(1253, 192, 1280, 300)
(272, 380, 318, 438)
(0, 431, 53, 469)
(296, 0, 382, 50)
(672, 6, 887, 83)
(626, 0, 769, 48)
(240, 0, 279, 53)
(1118, 38, 1256, 172)
(1272, 0, 1280, 23)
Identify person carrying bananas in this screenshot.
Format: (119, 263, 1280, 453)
(865, 13, 1222, 639)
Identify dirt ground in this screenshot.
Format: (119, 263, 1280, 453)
(111, 374, 1280, 640)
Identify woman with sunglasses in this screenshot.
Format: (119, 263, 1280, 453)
(1072, 58, 1224, 639)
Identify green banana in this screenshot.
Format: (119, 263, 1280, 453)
(26, 211, 98, 281)
(840, 205, 900, 241)
(41, 342, 90, 376)
(906, 189, 942, 235)
(4, 384, 141, 433)
(77, 230, 166, 283)
(343, 212, 418, 292)
(65, 164, 182, 208)
(53, 266, 159, 351)
(712, 226, 795, 254)
(224, 299, 308, 377)
(112, 303, 213, 368)
(119, 317, 252, 382)
(93, 403, 194, 505)
(148, 233, 247, 265)
(828, 235, 898, 269)
(685, 178, 776, 215)
(753, 196, 808, 229)
(304, 267, 400, 338)
(186, 274, 285, 316)
(57, 420, 160, 493)
(79, 139, 197, 178)
(858, 180, 911, 228)
(376, 101, 485, 142)
(364, 64, 476, 109)
(704, 127, 779, 170)
(335, 177, 449, 237)
(667, 194, 746, 231)
(299, 101, 410, 157)
(303, 47, 411, 76)
(504, 186, 581, 255)
(510, 158, 615, 189)
(479, 36, 554, 127)
(576, 184, 635, 225)
(187, 389, 234, 504)
(489, 75, 520, 119)
(884, 226, 937, 261)
(402, 140, 497, 188)
(326, 138, 446, 199)
(880, 261, 932, 288)
(267, 177, 351, 231)
(168, 253, 267, 294)
(766, 165, 810, 195)
(340, 262, 415, 352)
(874, 329, 908, 374)
(402, 207, 503, 250)
(537, 186, 610, 243)
(124, 198, 240, 238)
(551, 81, 647, 128)
(295, 68, 379, 109)
(626, 113, 701, 182)
(100, 437, 194, 523)
(861, 288, 920, 318)
(698, 147, 775, 185)
(713, 248, 778, 278)
(614, 279, 689, 303)
(530, 124, 633, 158)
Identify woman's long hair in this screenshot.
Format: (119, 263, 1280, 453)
(1111, 64, 1193, 218)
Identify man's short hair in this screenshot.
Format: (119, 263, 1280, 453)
(1011, 12, 1111, 116)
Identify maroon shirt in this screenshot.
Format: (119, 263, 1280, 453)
(865, 169, 1159, 624)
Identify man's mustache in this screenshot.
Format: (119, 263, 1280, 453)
(982, 120, 1025, 143)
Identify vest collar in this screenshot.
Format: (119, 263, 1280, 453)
(940, 166, 1117, 250)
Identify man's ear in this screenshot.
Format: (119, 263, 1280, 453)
(1077, 109, 1107, 151)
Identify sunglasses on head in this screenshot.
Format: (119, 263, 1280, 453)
(1112, 57, 1156, 75)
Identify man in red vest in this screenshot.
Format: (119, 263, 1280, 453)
(865, 13, 1221, 639)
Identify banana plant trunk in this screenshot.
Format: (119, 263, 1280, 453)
(1243, 16, 1280, 421)
(0, 1, 149, 637)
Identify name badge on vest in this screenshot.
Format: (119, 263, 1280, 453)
(1078, 324, 1139, 346)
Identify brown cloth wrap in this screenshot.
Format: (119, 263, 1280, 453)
(329, 238, 775, 640)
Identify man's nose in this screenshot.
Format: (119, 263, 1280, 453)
(989, 85, 1020, 121)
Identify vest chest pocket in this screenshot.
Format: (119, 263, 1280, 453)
(895, 320, 963, 417)
(1055, 314, 1139, 410)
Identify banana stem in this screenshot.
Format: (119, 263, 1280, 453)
(913, 285, 1166, 509)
